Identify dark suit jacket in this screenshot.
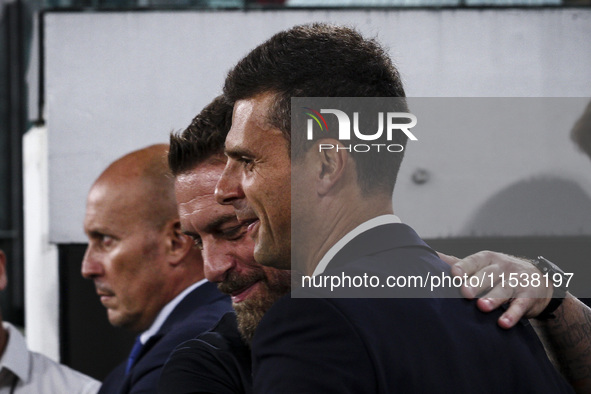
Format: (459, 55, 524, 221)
(252, 223, 574, 393)
(99, 281, 231, 394)
(158, 312, 252, 394)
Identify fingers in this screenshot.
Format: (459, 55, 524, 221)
(459, 264, 501, 299)
(437, 252, 471, 278)
(477, 297, 507, 313)
(496, 298, 533, 329)
(452, 250, 498, 277)
(437, 252, 460, 267)
(447, 250, 554, 324)
(475, 283, 514, 312)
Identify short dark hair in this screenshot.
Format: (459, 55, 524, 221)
(169, 95, 233, 176)
(223, 23, 408, 195)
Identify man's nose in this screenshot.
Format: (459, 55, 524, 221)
(215, 161, 244, 206)
(81, 246, 104, 279)
(202, 243, 235, 283)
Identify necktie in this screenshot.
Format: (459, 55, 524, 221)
(125, 337, 143, 374)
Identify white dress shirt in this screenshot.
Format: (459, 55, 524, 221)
(139, 278, 208, 345)
(312, 214, 402, 276)
(0, 322, 100, 394)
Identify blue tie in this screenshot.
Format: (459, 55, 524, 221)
(125, 337, 143, 374)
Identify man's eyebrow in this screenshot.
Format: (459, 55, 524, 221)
(205, 213, 241, 234)
(86, 228, 106, 237)
(224, 146, 253, 160)
(181, 229, 200, 239)
(181, 214, 239, 240)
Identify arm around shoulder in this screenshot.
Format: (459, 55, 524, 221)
(532, 293, 591, 394)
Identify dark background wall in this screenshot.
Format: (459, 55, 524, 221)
(59, 244, 135, 380)
(0, 0, 32, 327)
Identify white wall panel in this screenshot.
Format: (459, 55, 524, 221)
(43, 9, 591, 242)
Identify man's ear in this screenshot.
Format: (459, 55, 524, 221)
(0, 250, 7, 291)
(315, 139, 349, 196)
(164, 220, 193, 266)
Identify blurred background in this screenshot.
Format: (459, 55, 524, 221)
(1, 0, 590, 380)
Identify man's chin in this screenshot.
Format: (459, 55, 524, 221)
(235, 288, 287, 344)
(108, 311, 139, 331)
(254, 244, 291, 270)
(107, 312, 126, 328)
(234, 298, 267, 345)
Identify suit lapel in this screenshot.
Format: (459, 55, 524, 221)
(157, 281, 224, 334)
(120, 281, 226, 392)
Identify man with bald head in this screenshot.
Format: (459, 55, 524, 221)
(82, 144, 231, 394)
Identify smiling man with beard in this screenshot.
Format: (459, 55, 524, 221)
(156, 91, 591, 394)
(158, 96, 291, 394)
(159, 91, 589, 393)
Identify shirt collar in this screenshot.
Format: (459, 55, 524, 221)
(312, 214, 402, 277)
(139, 278, 208, 344)
(1, 322, 31, 383)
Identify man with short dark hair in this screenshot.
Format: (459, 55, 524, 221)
(82, 144, 231, 394)
(160, 94, 588, 394)
(160, 94, 589, 392)
(158, 97, 290, 394)
(215, 23, 575, 393)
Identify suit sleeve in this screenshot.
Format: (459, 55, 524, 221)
(252, 296, 377, 394)
(129, 368, 163, 394)
(158, 340, 246, 394)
